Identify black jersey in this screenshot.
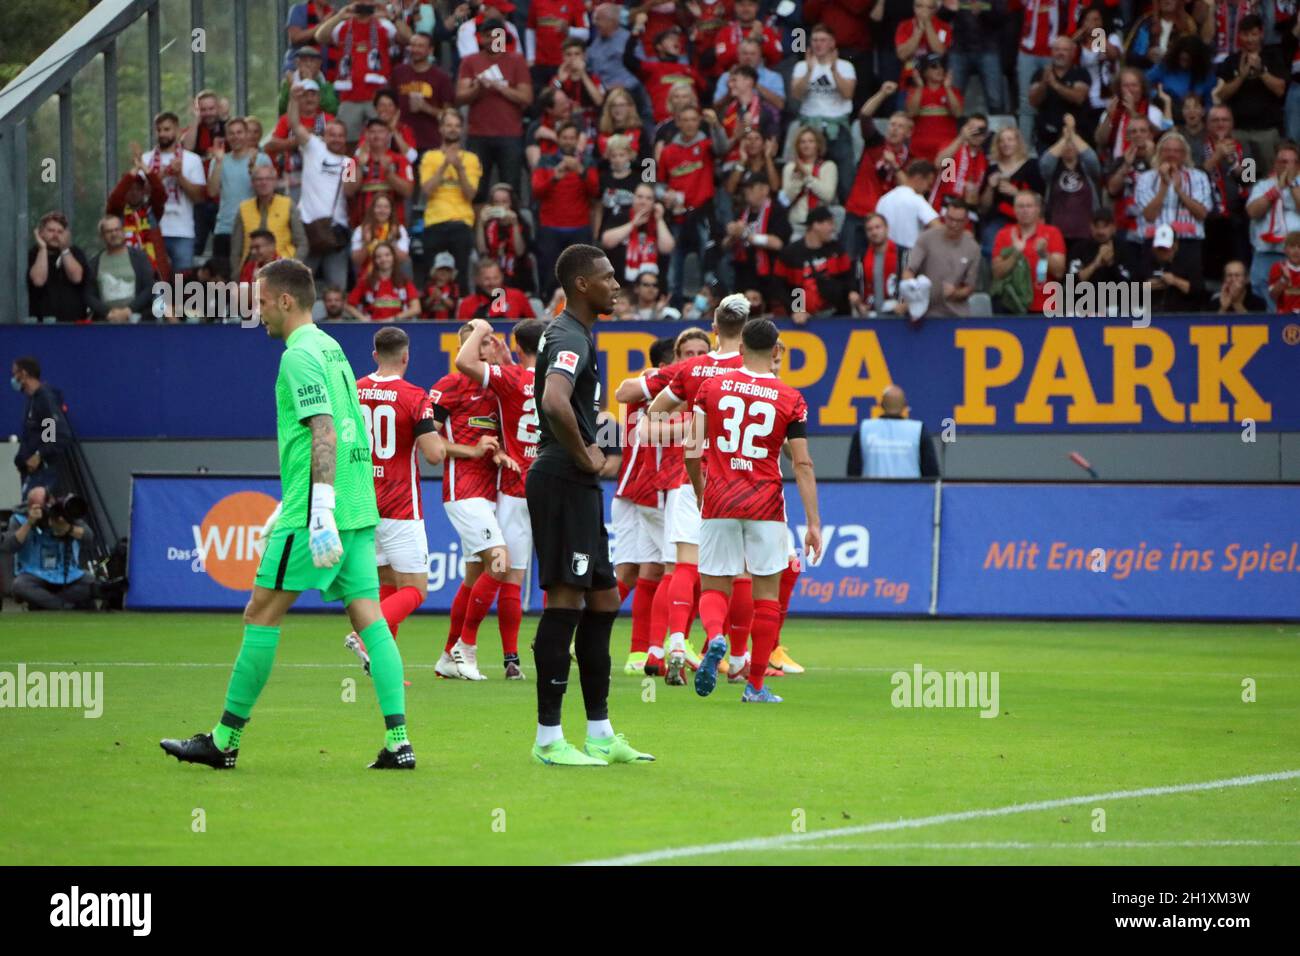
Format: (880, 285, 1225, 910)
(532, 310, 601, 486)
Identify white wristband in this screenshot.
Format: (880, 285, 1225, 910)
(751, 234, 769, 248)
(311, 483, 336, 512)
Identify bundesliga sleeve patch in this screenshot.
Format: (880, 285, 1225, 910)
(555, 350, 580, 374)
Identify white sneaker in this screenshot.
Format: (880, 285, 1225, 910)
(452, 639, 487, 681)
(434, 650, 460, 679)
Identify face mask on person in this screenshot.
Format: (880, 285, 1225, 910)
(10, 377, 21, 392)
(693, 294, 709, 313)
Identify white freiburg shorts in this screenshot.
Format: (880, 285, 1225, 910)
(444, 497, 505, 563)
(611, 496, 665, 566)
(664, 482, 701, 548)
(495, 492, 533, 570)
(374, 517, 431, 574)
(699, 518, 790, 577)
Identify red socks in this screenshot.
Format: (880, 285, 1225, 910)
(617, 579, 632, 604)
(380, 586, 424, 640)
(445, 580, 471, 654)
(497, 582, 521, 657)
(698, 589, 729, 643)
(749, 599, 782, 690)
(779, 562, 800, 627)
(648, 570, 673, 653)
(667, 562, 699, 639)
(460, 573, 503, 645)
(630, 577, 659, 653)
(727, 578, 754, 657)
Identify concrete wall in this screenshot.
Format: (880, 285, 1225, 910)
(75, 434, 1300, 542)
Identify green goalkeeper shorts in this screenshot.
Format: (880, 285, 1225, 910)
(254, 525, 380, 604)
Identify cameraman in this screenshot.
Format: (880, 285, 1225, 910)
(11, 355, 66, 497)
(2, 485, 96, 610)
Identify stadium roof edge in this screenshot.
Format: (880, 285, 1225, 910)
(0, 0, 155, 129)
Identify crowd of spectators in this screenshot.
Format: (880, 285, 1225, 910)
(25, 0, 1300, 323)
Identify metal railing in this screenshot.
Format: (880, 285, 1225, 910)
(0, 0, 290, 323)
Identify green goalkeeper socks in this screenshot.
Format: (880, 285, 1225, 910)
(214, 624, 281, 748)
(361, 617, 407, 743)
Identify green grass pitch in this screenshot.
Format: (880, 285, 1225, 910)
(2, 612, 1297, 865)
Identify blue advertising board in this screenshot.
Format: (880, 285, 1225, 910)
(126, 474, 935, 616)
(937, 483, 1300, 619)
(4, 314, 1294, 439)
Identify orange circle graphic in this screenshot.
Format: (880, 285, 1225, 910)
(197, 491, 279, 591)
(1283, 324, 1300, 346)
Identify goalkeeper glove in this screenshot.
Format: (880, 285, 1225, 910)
(259, 500, 282, 540)
(308, 483, 344, 569)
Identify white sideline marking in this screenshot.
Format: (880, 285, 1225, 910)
(777, 840, 1300, 851)
(571, 769, 1300, 866)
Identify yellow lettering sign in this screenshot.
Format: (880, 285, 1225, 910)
(954, 329, 1023, 425)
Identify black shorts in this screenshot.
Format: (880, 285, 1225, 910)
(526, 469, 616, 592)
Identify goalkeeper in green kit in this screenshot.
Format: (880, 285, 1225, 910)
(161, 259, 414, 770)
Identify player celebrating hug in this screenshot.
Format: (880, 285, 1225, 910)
(687, 318, 822, 703)
(454, 317, 548, 680)
(161, 259, 414, 769)
(429, 324, 523, 681)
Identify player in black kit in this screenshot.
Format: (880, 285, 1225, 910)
(526, 244, 654, 766)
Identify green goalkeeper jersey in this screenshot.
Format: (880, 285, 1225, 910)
(272, 323, 378, 531)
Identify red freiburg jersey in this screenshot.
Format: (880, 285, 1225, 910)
(615, 399, 662, 507)
(357, 373, 437, 520)
(696, 369, 809, 522)
(481, 362, 538, 498)
(429, 372, 501, 503)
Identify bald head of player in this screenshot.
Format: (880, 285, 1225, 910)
(256, 258, 317, 340)
(555, 244, 620, 325)
(373, 326, 410, 375)
(880, 384, 908, 417)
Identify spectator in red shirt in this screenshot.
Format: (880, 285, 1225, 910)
(314, 3, 411, 142)
(595, 87, 652, 164)
(624, 24, 705, 123)
(526, 0, 591, 90)
(456, 17, 534, 201)
(475, 183, 532, 292)
(551, 38, 607, 136)
(345, 117, 416, 227)
(371, 88, 419, 167)
(906, 53, 962, 163)
(265, 79, 336, 201)
(659, 104, 731, 303)
(180, 89, 229, 260)
(238, 229, 281, 284)
(388, 31, 453, 154)
(895, 0, 951, 89)
(456, 259, 538, 319)
(345, 241, 421, 320)
(709, 0, 783, 79)
(421, 252, 461, 319)
(1267, 230, 1300, 312)
(526, 88, 581, 170)
(530, 122, 600, 297)
(991, 190, 1067, 313)
(844, 86, 908, 260)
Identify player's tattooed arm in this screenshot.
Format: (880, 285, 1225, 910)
(308, 414, 336, 487)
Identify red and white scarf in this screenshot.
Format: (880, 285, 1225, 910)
(1215, 1, 1258, 60)
(1204, 134, 1243, 216)
(1259, 179, 1293, 246)
(1020, 0, 1060, 56)
(1109, 100, 1150, 160)
(625, 222, 659, 280)
(147, 148, 181, 204)
(336, 17, 384, 91)
(484, 218, 517, 282)
(861, 240, 900, 311)
(930, 143, 987, 211)
(737, 198, 774, 275)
